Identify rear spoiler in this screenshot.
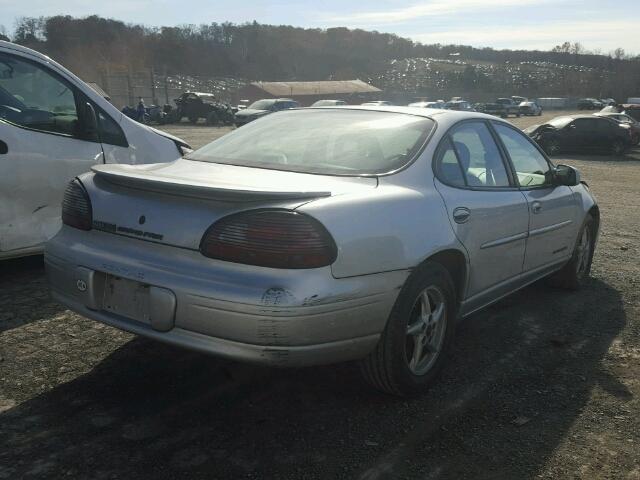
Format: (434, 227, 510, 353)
(92, 165, 332, 202)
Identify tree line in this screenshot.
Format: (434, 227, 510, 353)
(4, 15, 640, 100)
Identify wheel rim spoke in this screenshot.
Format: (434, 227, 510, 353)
(409, 336, 424, 370)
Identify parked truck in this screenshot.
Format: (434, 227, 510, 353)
(475, 98, 521, 118)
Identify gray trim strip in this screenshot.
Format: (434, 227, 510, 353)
(480, 231, 528, 249)
(529, 219, 573, 237)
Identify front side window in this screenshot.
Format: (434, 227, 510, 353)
(572, 118, 597, 132)
(0, 52, 78, 136)
(188, 109, 434, 175)
(447, 121, 510, 187)
(494, 123, 552, 187)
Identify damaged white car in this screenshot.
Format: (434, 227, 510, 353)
(0, 41, 190, 259)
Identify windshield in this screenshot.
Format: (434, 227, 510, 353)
(248, 99, 276, 110)
(187, 109, 435, 175)
(547, 116, 574, 128)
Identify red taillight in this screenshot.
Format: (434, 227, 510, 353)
(61, 179, 92, 231)
(200, 210, 337, 269)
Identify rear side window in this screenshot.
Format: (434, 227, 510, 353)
(435, 137, 465, 187)
(446, 122, 511, 187)
(0, 52, 79, 136)
(97, 108, 128, 147)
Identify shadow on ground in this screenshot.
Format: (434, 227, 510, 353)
(0, 256, 66, 333)
(0, 278, 626, 479)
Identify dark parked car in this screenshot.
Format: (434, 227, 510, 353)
(174, 92, 236, 125)
(234, 98, 299, 126)
(595, 112, 640, 145)
(525, 115, 631, 156)
(577, 98, 604, 110)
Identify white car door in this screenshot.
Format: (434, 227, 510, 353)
(0, 50, 104, 258)
(492, 122, 578, 272)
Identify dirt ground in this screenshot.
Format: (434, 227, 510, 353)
(1, 110, 639, 479)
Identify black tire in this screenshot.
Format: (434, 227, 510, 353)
(611, 139, 626, 156)
(359, 261, 457, 396)
(188, 115, 199, 124)
(548, 214, 595, 290)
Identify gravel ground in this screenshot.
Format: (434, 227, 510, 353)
(1, 111, 639, 479)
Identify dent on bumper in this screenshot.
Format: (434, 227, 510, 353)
(45, 229, 408, 366)
(50, 292, 380, 367)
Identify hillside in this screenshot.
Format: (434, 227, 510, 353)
(9, 15, 640, 102)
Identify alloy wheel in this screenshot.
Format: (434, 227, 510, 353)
(405, 286, 447, 376)
(575, 226, 591, 277)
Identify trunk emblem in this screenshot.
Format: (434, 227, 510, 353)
(139, 215, 146, 225)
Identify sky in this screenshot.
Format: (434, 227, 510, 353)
(1, 0, 638, 55)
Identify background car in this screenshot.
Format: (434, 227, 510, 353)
(360, 100, 393, 106)
(408, 101, 445, 108)
(595, 112, 640, 145)
(46, 107, 598, 396)
(525, 115, 630, 156)
(311, 99, 347, 106)
(577, 98, 604, 110)
(443, 100, 474, 111)
(0, 41, 190, 260)
(234, 98, 298, 126)
(174, 92, 236, 125)
(519, 101, 543, 116)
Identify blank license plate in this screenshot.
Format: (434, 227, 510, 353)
(102, 275, 150, 322)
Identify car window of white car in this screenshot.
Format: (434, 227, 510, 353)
(447, 121, 511, 187)
(0, 53, 79, 137)
(493, 123, 552, 188)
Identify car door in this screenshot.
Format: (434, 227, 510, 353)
(562, 118, 596, 151)
(433, 120, 529, 302)
(0, 50, 104, 256)
(492, 122, 578, 273)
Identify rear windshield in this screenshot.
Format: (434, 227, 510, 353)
(187, 109, 435, 175)
(248, 99, 276, 110)
(548, 116, 573, 128)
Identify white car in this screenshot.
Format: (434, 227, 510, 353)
(0, 41, 191, 260)
(519, 101, 543, 116)
(408, 101, 445, 109)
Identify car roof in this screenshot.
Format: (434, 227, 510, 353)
(304, 105, 505, 124)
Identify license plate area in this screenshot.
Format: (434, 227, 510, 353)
(102, 274, 150, 323)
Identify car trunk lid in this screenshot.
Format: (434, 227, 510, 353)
(87, 159, 376, 250)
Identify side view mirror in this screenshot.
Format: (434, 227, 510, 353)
(84, 102, 99, 139)
(555, 164, 581, 186)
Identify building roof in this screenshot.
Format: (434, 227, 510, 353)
(250, 80, 381, 97)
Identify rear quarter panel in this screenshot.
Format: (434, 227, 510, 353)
(299, 148, 465, 279)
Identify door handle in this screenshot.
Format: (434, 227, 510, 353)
(453, 207, 471, 224)
(0, 140, 7, 154)
(531, 201, 542, 214)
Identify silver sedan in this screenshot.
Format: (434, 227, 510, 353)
(45, 107, 599, 395)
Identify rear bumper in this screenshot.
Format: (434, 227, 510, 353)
(45, 227, 407, 367)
